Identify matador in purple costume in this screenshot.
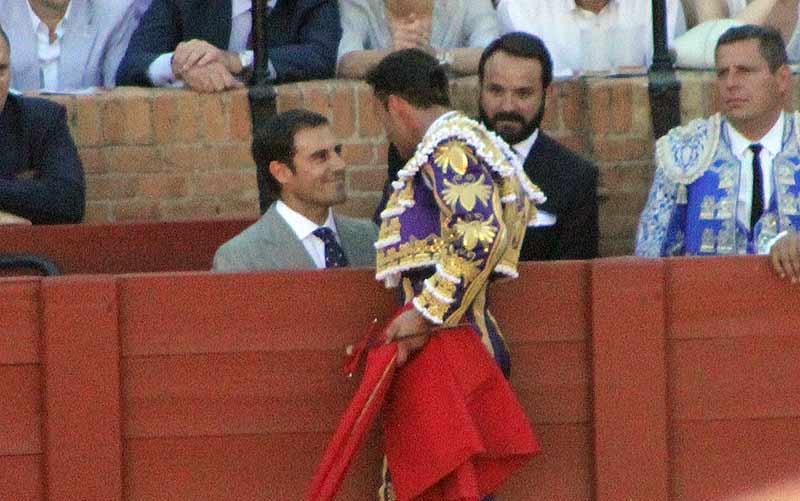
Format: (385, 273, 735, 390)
(366, 48, 544, 501)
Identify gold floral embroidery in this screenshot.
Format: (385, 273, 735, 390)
(453, 216, 497, 251)
(416, 289, 450, 321)
(441, 174, 492, 211)
(378, 217, 401, 242)
(439, 251, 482, 285)
(433, 140, 474, 176)
(376, 235, 444, 272)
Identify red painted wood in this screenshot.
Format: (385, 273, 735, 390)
(0, 455, 43, 500)
(122, 350, 364, 438)
(591, 258, 670, 501)
(0, 279, 40, 365)
(500, 424, 594, 500)
(0, 219, 252, 275)
(668, 256, 800, 339)
(118, 270, 396, 357)
(41, 277, 123, 500)
(672, 418, 800, 500)
(510, 342, 591, 425)
(491, 261, 590, 343)
(0, 366, 41, 456)
(125, 433, 381, 500)
(670, 336, 800, 421)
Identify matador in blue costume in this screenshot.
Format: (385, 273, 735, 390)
(637, 25, 800, 258)
(365, 49, 544, 500)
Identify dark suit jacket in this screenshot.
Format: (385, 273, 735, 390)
(0, 94, 85, 224)
(116, 0, 340, 86)
(520, 132, 598, 261)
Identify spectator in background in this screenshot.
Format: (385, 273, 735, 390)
(116, 0, 340, 93)
(496, 0, 687, 76)
(336, 0, 499, 78)
(0, 0, 138, 91)
(674, 0, 799, 68)
(636, 25, 800, 282)
(213, 109, 377, 272)
(0, 25, 85, 224)
(479, 33, 599, 260)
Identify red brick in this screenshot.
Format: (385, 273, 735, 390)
(73, 96, 102, 147)
(341, 143, 372, 165)
(610, 83, 633, 134)
(450, 76, 479, 116)
(330, 85, 355, 139)
(593, 138, 652, 163)
(162, 145, 222, 173)
(588, 84, 611, 136)
(356, 85, 384, 138)
(217, 144, 255, 170)
(229, 90, 252, 141)
(541, 85, 560, 131)
(349, 167, 388, 193)
(600, 215, 640, 240)
(552, 134, 589, 155)
(112, 200, 161, 221)
(559, 79, 585, 132)
(102, 146, 166, 174)
(136, 174, 189, 199)
(216, 199, 260, 218)
(191, 170, 254, 196)
(152, 92, 199, 144)
(78, 148, 107, 175)
(276, 83, 304, 113)
(301, 83, 331, 117)
(102, 95, 153, 145)
(337, 193, 381, 219)
(86, 175, 138, 201)
(84, 202, 112, 223)
(373, 143, 389, 163)
(200, 94, 228, 143)
(159, 200, 222, 220)
(599, 238, 634, 257)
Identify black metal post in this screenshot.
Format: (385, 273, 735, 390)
(648, 0, 682, 139)
(248, 0, 277, 211)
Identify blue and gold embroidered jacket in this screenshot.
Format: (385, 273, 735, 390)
(636, 112, 800, 257)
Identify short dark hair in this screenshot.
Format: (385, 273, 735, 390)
(0, 24, 8, 49)
(252, 109, 329, 212)
(365, 48, 450, 109)
(716, 24, 787, 72)
(479, 32, 553, 89)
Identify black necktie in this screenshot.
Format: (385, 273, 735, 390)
(749, 143, 764, 230)
(313, 227, 349, 268)
(247, 3, 272, 50)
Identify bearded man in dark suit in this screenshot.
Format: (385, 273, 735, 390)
(479, 32, 599, 260)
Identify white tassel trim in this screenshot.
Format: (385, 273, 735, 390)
(412, 297, 444, 325)
(494, 264, 519, 278)
(423, 279, 455, 304)
(374, 235, 401, 250)
(435, 263, 461, 284)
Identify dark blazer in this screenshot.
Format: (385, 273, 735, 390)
(116, 0, 341, 86)
(520, 132, 598, 261)
(0, 94, 85, 224)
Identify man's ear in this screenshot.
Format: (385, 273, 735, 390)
(387, 94, 412, 127)
(269, 160, 293, 185)
(777, 63, 793, 96)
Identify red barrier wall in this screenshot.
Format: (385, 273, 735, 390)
(0, 219, 252, 274)
(2, 257, 800, 500)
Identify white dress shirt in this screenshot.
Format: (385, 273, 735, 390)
(496, 0, 686, 76)
(512, 129, 556, 227)
(274, 201, 341, 269)
(725, 112, 784, 232)
(25, 0, 73, 90)
(147, 0, 277, 87)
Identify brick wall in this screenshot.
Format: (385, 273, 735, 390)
(41, 71, 737, 256)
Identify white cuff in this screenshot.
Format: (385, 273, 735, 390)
(147, 52, 181, 87)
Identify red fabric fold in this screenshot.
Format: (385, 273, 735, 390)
(307, 307, 540, 501)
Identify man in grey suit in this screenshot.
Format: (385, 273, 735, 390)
(213, 109, 378, 271)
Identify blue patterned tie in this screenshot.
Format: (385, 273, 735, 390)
(312, 227, 349, 268)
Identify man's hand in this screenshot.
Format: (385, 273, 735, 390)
(390, 14, 432, 51)
(770, 232, 800, 283)
(0, 210, 31, 225)
(385, 307, 432, 367)
(172, 40, 244, 78)
(181, 62, 243, 93)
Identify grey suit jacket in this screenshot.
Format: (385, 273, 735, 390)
(213, 207, 379, 272)
(1, 0, 138, 90)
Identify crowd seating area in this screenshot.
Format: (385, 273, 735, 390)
(34, 70, 761, 258)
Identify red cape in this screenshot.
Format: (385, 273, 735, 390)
(308, 311, 540, 501)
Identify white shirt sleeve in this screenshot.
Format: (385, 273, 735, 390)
(147, 52, 182, 87)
